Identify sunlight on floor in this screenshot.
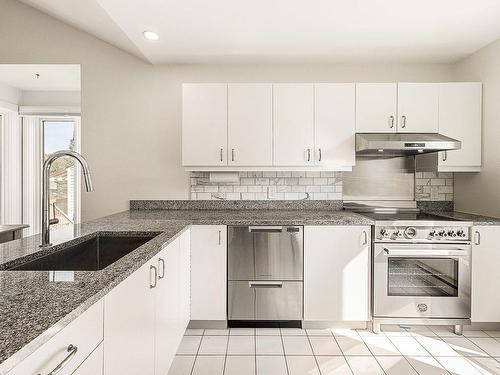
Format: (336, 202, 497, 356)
(168, 325, 500, 375)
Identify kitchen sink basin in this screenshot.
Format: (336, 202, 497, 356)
(9, 234, 158, 271)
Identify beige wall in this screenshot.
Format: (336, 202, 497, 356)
(1, 0, 456, 220)
(453, 39, 500, 217)
(19, 90, 81, 106)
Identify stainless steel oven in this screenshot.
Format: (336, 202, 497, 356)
(366, 215, 473, 334)
(374, 242, 471, 319)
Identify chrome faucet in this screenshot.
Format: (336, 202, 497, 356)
(41, 150, 94, 247)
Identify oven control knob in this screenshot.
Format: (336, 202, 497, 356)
(417, 303, 428, 312)
(404, 227, 417, 239)
(438, 230, 446, 237)
(391, 230, 402, 240)
(448, 230, 457, 237)
(457, 230, 465, 237)
(380, 229, 389, 238)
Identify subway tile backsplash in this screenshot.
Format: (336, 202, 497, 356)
(415, 172, 454, 201)
(190, 171, 343, 200)
(190, 171, 453, 201)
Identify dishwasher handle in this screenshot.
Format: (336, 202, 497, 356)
(249, 281, 283, 288)
(248, 226, 283, 233)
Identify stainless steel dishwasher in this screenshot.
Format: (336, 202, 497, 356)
(227, 225, 303, 327)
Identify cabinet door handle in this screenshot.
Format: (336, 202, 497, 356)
(40, 344, 78, 375)
(401, 115, 407, 128)
(442, 151, 447, 162)
(474, 230, 481, 245)
(231, 148, 235, 162)
(150, 265, 158, 288)
(306, 148, 311, 162)
(158, 258, 165, 279)
(362, 230, 368, 245)
(220, 148, 223, 162)
(389, 115, 395, 128)
(318, 148, 322, 162)
(218, 230, 221, 245)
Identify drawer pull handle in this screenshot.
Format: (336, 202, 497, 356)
(158, 258, 165, 279)
(249, 281, 283, 288)
(474, 230, 481, 245)
(40, 344, 78, 375)
(150, 265, 158, 288)
(401, 115, 407, 128)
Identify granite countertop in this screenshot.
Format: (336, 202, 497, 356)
(0, 208, 372, 373)
(0, 225, 28, 235)
(424, 211, 500, 225)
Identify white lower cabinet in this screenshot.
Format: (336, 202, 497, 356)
(154, 230, 191, 374)
(190, 225, 227, 321)
(104, 230, 191, 375)
(8, 300, 104, 375)
(103, 257, 156, 375)
(72, 343, 103, 375)
(471, 226, 500, 322)
(8, 230, 191, 375)
(304, 226, 371, 322)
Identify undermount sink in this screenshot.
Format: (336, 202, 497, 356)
(9, 233, 158, 271)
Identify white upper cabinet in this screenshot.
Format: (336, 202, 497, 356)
(228, 84, 273, 166)
(314, 84, 355, 167)
(273, 84, 314, 166)
(438, 82, 482, 172)
(355, 83, 397, 133)
(397, 83, 439, 133)
(182, 83, 227, 166)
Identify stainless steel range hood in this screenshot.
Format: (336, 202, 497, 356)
(356, 133, 461, 156)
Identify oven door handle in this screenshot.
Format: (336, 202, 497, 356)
(382, 248, 469, 257)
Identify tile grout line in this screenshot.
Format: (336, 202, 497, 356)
(189, 329, 205, 375)
(353, 330, 388, 375)
(279, 328, 291, 375)
(304, 329, 322, 375)
(330, 330, 355, 375)
(221, 331, 230, 375)
(396, 327, 438, 375)
(254, 329, 257, 375)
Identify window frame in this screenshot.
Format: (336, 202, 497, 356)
(40, 116, 82, 225)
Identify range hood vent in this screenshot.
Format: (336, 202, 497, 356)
(356, 133, 461, 156)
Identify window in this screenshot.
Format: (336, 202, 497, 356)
(388, 257, 459, 297)
(43, 119, 79, 229)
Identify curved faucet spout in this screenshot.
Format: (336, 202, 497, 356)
(41, 151, 94, 247)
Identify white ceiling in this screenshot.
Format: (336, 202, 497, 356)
(18, 0, 500, 65)
(0, 64, 81, 91)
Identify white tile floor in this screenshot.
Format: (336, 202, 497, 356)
(168, 326, 500, 375)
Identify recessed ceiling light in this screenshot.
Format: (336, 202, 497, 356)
(143, 31, 159, 41)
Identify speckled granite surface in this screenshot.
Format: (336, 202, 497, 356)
(423, 211, 500, 225)
(130, 199, 344, 211)
(0, 208, 372, 373)
(417, 201, 454, 212)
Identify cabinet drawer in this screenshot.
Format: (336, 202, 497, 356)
(9, 300, 103, 375)
(71, 343, 103, 375)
